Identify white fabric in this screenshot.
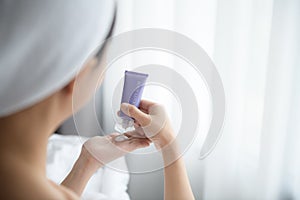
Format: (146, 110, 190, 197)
(0, 0, 114, 117)
(171, 0, 300, 199)
(98, 0, 300, 199)
(47, 134, 130, 200)
(199, 0, 300, 199)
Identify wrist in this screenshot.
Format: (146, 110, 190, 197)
(77, 146, 103, 172)
(61, 147, 102, 196)
(153, 131, 175, 149)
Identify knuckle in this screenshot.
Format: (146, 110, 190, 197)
(128, 105, 134, 115)
(141, 115, 151, 126)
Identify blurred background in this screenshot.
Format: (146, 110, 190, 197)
(57, 0, 300, 199)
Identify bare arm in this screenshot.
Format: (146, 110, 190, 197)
(121, 100, 195, 200)
(61, 146, 102, 196)
(159, 137, 195, 200)
(61, 134, 150, 196)
(164, 158, 194, 200)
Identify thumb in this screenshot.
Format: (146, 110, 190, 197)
(121, 103, 151, 126)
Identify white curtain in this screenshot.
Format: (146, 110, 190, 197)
(60, 0, 300, 199)
(194, 0, 300, 199)
(111, 0, 300, 199)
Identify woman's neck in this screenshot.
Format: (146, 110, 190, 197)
(0, 97, 61, 176)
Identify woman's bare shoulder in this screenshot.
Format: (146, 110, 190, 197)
(0, 174, 80, 200)
(14, 179, 80, 200)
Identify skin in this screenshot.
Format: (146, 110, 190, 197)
(0, 56, 194, 199)
(121, 101, 195, 200)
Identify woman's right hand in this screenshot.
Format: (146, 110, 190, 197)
(120, 100, 195, 200)
(120, 100, 175, 149)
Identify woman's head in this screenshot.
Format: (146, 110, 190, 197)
(0, 0, 115, 123)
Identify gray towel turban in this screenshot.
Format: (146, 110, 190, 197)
(0, 0, 115, 117)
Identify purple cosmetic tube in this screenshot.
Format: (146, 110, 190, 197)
(114, 70, 149, 133)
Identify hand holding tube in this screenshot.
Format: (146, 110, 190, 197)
(120, 99, 175, 149)
(120, 100, 195, 200)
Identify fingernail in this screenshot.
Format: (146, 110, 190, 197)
(121, 103, 130, 114)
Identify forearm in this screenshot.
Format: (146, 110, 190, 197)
(159, 139, 195, 200)
(120, 100, 194, 199)
(61, 147, 102, 196)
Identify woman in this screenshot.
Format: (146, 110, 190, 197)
(0, 1, 194, 199)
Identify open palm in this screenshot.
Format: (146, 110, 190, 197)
(83, 133, 150, 165)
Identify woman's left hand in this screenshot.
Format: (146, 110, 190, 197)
(62, 133, 150, 195)
(82, 133, 151, 168)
